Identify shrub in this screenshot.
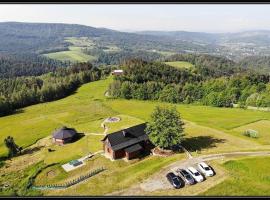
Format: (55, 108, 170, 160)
(243, 129, 259, 138)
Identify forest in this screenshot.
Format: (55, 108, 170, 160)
(0, 62, 111, 116)
(0, 54, 70, 78)
(108, 59, 270, 108)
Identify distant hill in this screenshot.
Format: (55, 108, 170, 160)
(1, 22, 270, 67)
(137, 30, 270, 60)
(0, 22, 211, 55)
(136, 30, 220, 45)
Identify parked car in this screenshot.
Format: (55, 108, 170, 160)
(177, 168, 195, 185)
(197, 162, 214, 177)
(187, 167, 204, 182)
(166, 172, 182, 189)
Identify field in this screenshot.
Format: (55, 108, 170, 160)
(43, 37, 97, 62)
(202, 156, 270, 196)
(43, 46, 96, 63)
(165, 61, 194, 69)
(1, 76, 270, 196)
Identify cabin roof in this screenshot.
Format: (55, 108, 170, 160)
(124, 143, 143, 153)
(101, 123, 148, 151)
(52, 127, 77, 140)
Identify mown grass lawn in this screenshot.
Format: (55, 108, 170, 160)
(202, 156, 270, 196)
(231, 120, 270, 145)
(45, 153, 185, 196)
(104, 99, 270, 130)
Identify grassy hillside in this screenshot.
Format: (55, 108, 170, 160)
(1, 76, 270, 157)
(1, 76, 270, 196)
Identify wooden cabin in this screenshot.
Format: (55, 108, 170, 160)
(101, 123, 151, 160)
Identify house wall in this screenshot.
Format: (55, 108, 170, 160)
(103, 139, 153, 160)
(103, 139, 115, 159)
(54, 138, 64, 145)
(126, 150, 141, 160)
(114, 149, 125, 159)
(53, 137, 74, 145)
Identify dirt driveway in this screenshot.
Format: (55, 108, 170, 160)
(108, 151, 270, 196)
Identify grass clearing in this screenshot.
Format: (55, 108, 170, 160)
(165, 61, 194, 69)
(43, 46, 96, 62)
(43, 37, 97, 62)
(202, 156, 270, 196)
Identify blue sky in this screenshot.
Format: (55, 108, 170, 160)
(0, 4, 270, 33)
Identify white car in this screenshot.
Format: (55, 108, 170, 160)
(197, 162, 214, 177)
(187, 167, 204, 183)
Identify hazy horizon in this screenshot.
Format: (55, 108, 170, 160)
(0, 4, 270, 33)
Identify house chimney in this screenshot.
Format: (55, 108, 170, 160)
(122, 130, 127, 137)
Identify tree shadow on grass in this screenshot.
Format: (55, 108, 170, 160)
(181, 136, 227, 152)
(21, 146, 45, 155)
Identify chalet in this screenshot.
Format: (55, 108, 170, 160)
(52, 127, 77, 145)
(101, 123, 151, 160)
(111, 69, 123, 75)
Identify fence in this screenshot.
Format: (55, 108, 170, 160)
(32, 167, 106, 190)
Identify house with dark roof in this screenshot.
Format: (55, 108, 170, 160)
(52, 127, 77, 145)
(101, 123, 152, 160)
(111, 69, 123, 76)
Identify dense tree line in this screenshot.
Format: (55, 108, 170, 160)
(237, 56, 270, 74)
(115, 59, 202, 84)
(0, 54, 70, 78)
(165, 53, 245, 78)
(108, 59, 270, 108)
(82, 48, 165, 65)
(0, 63, 111, 116)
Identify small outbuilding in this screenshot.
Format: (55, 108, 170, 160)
(52, 127, 77, 145)
(111, 69, 123, 75)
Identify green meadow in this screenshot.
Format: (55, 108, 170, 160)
(202, 156, 270, 196)
(1, 76, 270, 196)
(2, 76, 270, 157)
(43, 46, 96, 63)
(43, 37, 96, 62)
